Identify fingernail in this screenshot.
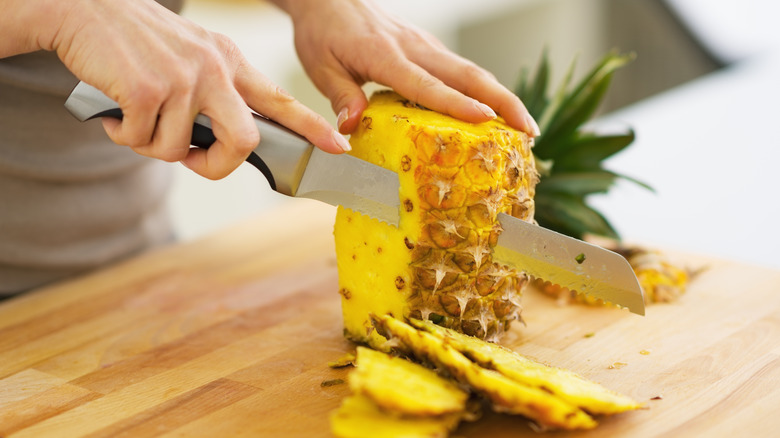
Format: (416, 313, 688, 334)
(476, 102, 497, 119)
(333, 130, 352, 152)
(337, 107, 349, 131)
(525, 114, 541, 137)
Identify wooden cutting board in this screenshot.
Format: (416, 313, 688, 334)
(1, 201, 779, 438)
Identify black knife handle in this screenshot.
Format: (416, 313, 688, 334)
(65, 82, 315, 196)
(89, 108, 277, 190)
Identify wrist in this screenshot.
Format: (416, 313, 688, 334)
(269, 0, 348, 23)
(0, 0, 76, 57)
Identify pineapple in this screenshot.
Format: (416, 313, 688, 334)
(334, 91, 537, 347)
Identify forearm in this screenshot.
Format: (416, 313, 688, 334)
(0, 0, 73, 58)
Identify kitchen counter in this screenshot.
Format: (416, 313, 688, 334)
(1, 201, 779, 437)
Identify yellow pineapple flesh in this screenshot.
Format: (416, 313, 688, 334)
(334, 91, 538, 347)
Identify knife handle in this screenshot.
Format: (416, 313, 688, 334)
(64, 82, 314, 196)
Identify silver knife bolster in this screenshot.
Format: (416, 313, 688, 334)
(64, 81, 314, 197)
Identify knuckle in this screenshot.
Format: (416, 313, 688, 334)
(271, 85, 295, 104)
(154, 145, 190, 163)
(128, 80, 168, 108)
(463, 62, 492, 81)
(234, 127, 260, 155)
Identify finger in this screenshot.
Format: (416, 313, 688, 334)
(234, 62, 351, 153)
(309, 64, 368, 135)
(131, 95, 196, 162)
(373, 56, 498, 126)
(102, 84, 164, 147)
(410, 49, 539, 136)
(186, 86, 260, 179)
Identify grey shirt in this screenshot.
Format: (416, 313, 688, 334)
(0, 0, 184, 295)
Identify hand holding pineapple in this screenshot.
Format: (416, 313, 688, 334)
(272, 0, 540, 137)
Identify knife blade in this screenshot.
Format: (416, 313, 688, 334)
(64, 81, 401, 226)
(495, 213, 645, 315)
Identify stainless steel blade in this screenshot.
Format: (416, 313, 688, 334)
(494, 213, 645, 315)
(296, 148, 400, 227)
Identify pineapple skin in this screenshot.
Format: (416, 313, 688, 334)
(335, 91, 537, 347)
(411, 319, 642, 415)
(373, 315, 598, 430)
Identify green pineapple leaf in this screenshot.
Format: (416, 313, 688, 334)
(515, 48, 551, 120)
(536, 52, 635, 160)
(535, 171, 619, 197)
(534, 193, 620, 240)
(517, 50, 649, 240)
(552, 130, 636, 171)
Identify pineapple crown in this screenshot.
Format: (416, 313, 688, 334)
(515, 50, 652, 240)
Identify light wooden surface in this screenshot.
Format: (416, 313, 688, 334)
(1, 201, 779, 438)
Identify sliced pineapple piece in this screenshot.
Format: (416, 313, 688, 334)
(410, 319, 642, 415)
(331, 395, 461, 438)
(624, 247, 691, 303)
(373, 315, 597, 430)
(349, 346, 468, 417)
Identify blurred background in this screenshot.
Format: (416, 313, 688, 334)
(174, 0, 780, 269)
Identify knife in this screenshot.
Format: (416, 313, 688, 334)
(495, 214, 645, 315)
(64, 81, 644, 315)
(64, 81, 401, 226)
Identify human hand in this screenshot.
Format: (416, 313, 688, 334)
(20, 0, 351, 179)
(273, 0, 540, 137)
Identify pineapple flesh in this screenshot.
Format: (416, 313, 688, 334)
(334, 91, 538, 347)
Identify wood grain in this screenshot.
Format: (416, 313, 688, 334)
(1, 200, 779, 437)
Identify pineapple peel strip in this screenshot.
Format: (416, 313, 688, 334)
(409, 318, 643, 415)
(373, 315, 598, 430)
(349, 346, 468, 417)
(331, 395, 461, 438)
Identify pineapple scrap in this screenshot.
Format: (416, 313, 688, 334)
(328, 352, 357, 369)
(373, 315, 598, 430)
(411, 319, 642, 415)
(331, 395, 462, 438)
(331, 347, 466, 438)
(348, 347, 468, 416)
